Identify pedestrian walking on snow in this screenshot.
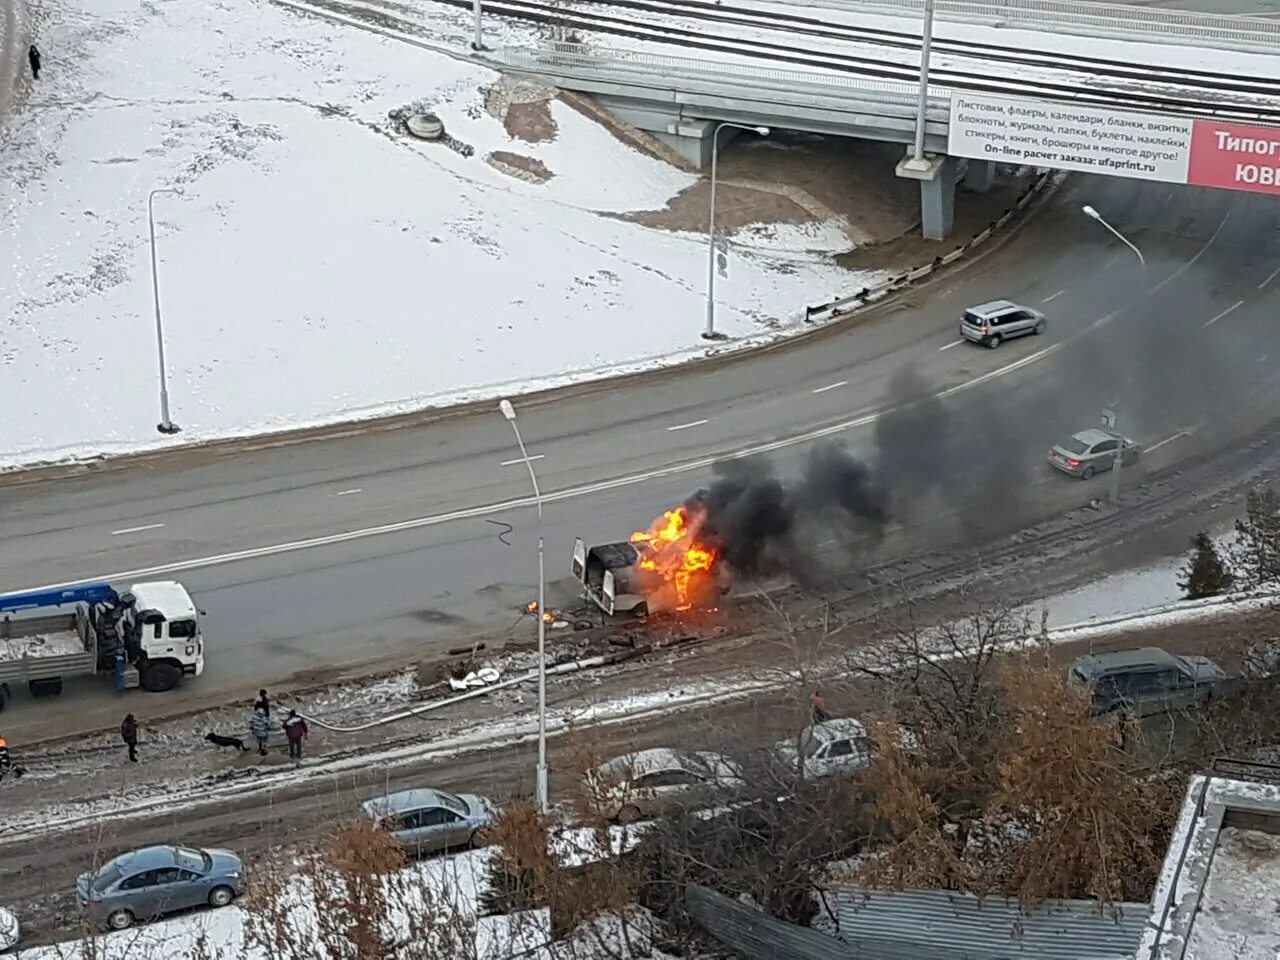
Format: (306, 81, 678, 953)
(28, 45, 41, 80)
(254, 688, 271, 718)
(121, 714, 139, 762)
(283, 710, 308, 761)
(0, 733, 11, 776)
(810, 690, 831, 725)
(249, 707, 270, 756)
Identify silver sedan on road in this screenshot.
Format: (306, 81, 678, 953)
(1048, 428, 1141, 479)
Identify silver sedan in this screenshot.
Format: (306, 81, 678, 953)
(1048, 428, 1141, 479)
(76, 845, 244, 931)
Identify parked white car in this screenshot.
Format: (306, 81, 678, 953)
(586, 748, 744, 823)
(774, 718, 920, 780)
(0, 906, 20, 953)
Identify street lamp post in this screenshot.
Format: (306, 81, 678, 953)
(148, 187, 183, 435)
(471, 0, 484, 50)
(911, 0, 936, 164)
(1082, 204, 1146, 504)
(704, 122, 770, 342)
(499, 399, 549, 813)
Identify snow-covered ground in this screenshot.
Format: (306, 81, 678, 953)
(9, 824, 665, 959)
(1184, 826, 1280, 960)
(0, 0, 877, 470)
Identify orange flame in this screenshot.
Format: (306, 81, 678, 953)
(630, 506, 718, 610)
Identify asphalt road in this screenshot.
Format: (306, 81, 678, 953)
(3, 175, 1280, 737)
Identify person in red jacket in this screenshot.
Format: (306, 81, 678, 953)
(283, 710, 308, 760)
(810, 690, 831, 724)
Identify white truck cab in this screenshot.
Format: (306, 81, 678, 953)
(127, 581, 205, 689)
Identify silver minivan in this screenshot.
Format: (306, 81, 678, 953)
(960, 299, 1046, 348)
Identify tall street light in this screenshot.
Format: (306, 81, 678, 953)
(704, 122, 770, 341)
(1082, 203, 1147, 505)
(911, 0, 936, 164)
(499, 398, 549, 813)
(148, 187, 184, 435)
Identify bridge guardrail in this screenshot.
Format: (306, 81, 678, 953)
(804, 169, 1058, 323)
(796, 0, 1280, 52)
(499, 44, 953, 112)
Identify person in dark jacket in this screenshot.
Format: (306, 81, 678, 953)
(121, 714, 139, 762)
(249, 708, 270, 756)
(28, 45, 41, 80)
(0, 735, 11, 775)
(254, 689, 270, 718)
(283, 710, 308, 760)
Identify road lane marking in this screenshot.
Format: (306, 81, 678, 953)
(1260, 264, 1280, 289)
(111, 523, 165, 537)
(499, 455, 545, 467)
(939, 339, 965, 351)
(811, 381, 847, 394)
(667, 419, 708, 432)
(1203, 300, 1244, 327)
(1043, 289, 1065, 303)
(334, 488, 363, 496)
(16, 210, 1234, 593)
(1145, 431, 1188, 454)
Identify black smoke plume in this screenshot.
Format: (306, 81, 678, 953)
(689, 442, 889, 579)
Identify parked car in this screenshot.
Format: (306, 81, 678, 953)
(75, 845, 244, 931)
(1068, 647, 1227, 717)
(586, 748, 744, 823)
(0, 907, 19, 953)
(1048, 428, 1141, 479)
(362, 788, 493, 855)
(959, 299, 1046, 348)
(774, 718, 919, 780)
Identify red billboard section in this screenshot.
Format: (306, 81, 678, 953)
(1188, 119, 1280, 195)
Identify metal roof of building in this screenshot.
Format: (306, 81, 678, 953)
(834, 888, 1148, 960)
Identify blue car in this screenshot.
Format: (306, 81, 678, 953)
(76, 845, 244, 931)
(362, 788, 493, 855)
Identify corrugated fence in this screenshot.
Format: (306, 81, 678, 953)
(687, 885, 1149, 960)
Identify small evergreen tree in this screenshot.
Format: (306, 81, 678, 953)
(1178, 531, 1234, 599)
(1230, 487, 1280, 589)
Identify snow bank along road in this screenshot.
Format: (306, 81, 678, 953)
(3, 174, 1280, 737)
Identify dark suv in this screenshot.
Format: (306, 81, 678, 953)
(1068, 647, 1227, 717)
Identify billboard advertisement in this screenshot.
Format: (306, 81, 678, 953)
(947, 93, 1280, 196)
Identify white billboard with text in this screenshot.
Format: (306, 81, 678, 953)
(947, 93, 1194, 184)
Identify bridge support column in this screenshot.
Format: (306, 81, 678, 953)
(962, 159, 996, 193)
(895, 152, 956, 241)
(651, 119, 722, 169)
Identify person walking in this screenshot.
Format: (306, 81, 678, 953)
(121, 714, 139, 762)
(28, 45, 41, 81)
(0, 734, 11, 777)
(283, 710, 308, 761)
(810, 690, 831, 724)
(249, 707, 270, 756)
(254, 689, 271, 718)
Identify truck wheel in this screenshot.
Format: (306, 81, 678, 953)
(141, 662, 181, 693)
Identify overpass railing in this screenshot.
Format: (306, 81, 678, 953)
(789, 0, 1280, 52)
(498, 45, 953, 115)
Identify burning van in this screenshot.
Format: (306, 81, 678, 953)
(572, 505, 732, 617)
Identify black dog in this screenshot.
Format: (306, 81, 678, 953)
(205, 732, 249, 752)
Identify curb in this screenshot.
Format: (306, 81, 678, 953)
(803, 168, 1058, 324)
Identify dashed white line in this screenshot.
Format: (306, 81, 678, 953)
(334, 488, 363, 496)
(499, 455, 545, 467)
(1260, 264, 1280, 289)
(811, 381, 847, 394)
(111, 523, 165, 537)
(667, 419, 709, 432)
(939, 339, 965, 351)
(1203, 300, 1245, 328)
(1042, 289, 1065, 303)
(1145, 431, 1189, 454)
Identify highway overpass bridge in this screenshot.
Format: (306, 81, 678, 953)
(493, 0, 1280, 238)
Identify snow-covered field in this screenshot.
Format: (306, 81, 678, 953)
(0, 0, 874, 470)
